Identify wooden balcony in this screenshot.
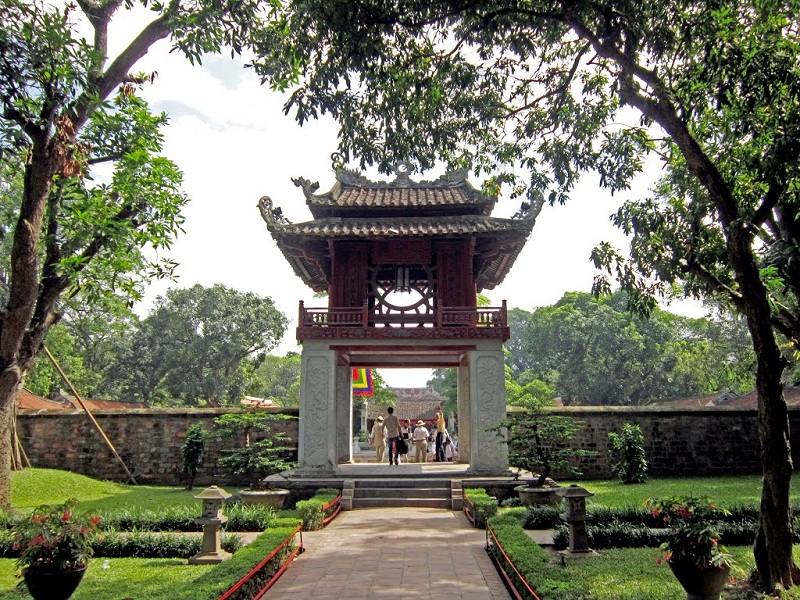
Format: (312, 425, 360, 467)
(296, 300, 510, 341)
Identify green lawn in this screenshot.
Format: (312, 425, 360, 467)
(540, 545, 800, 600)
(564, 474, 800, 508)
(9, 469, 245, 513)
(0, 558, 216, 599)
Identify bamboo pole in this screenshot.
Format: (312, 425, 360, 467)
(43, 346, 137, 484)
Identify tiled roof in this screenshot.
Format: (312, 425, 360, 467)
(259, 168, 540, 293)
(368, 387, 445, 422)
(657, 387, 800, 408)
(267, 214, 534, 239)
(18, 389, 70, 410)
(17, 389, 146, 410)
(294, 169, 496, 218)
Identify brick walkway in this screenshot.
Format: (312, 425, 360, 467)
(266, 507, 511, 600)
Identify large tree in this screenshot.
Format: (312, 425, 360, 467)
(0, 0, 276, 510)
(254, 0, 800, 589)
(112, 284, 288, 406)
(521, 291, 755, 405)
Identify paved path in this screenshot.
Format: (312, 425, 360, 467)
(266, 507, 511, 600)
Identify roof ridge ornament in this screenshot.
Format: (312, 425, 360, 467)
(291, 176, 320, 200)
(393, 162, 413, 187)
(257, 196, 291, 227)
(512, 190, 546, 221)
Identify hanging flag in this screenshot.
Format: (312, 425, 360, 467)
(352, 368, 374, 396)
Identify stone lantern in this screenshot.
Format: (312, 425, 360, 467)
(188, 485, 232, 564)
(557, 484, 598, 558)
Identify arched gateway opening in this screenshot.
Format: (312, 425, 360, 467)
(260, 165, 536, 477)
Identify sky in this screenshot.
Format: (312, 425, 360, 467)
(108, 14, 702, 388)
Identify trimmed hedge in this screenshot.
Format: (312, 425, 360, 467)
(183, 526, 300, 600)
(0, 504, 277, 533)
(464, 488, 499, 528)
(295, 488, 341, 531)
(0, 530, 244, 559)
(487, 511, 590, 600)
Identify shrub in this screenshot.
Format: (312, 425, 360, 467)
(487, 511, 588, 600)
(608, 423, 648, 484)
(212, 412, 297, 487)
(494, 407, 594, 487)
(188, 526, 300, 600)
(180, 422, 207, 490)
(296, 489, 340, 531)
(0, 531, 243, 559)
(64, 504, 276, 533)
(92, 532, 242, 558)
(522, 505, 561, 529)
(464, 488, 498, 528)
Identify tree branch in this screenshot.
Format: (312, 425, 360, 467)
(71, 13, 171, 130)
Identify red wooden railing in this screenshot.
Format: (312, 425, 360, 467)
(485, 522, 542, 600)
(321, 493, 342, 526)
(298, 300, 507, 329)
(218, 524, 303, 600)
(462, 490, 476, 526)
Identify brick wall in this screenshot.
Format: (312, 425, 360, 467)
(549, 406, 797, 479)
(16, 406, 797, 484)
(17, 408, 299, 486)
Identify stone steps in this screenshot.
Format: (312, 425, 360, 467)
(348, 478, 460, 510)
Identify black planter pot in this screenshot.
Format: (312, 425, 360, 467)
(23, 565, 87, 600)
(668, 560, 730, 600)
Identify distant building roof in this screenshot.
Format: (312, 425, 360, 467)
(657, 387, 800, 408)
(368, 387, 445, 423)
(18, 388, 146, 411)
(240, 396, 278, 407)
(18, 389, 70, 410)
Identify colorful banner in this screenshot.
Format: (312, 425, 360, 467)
(352, 368, 374, 396)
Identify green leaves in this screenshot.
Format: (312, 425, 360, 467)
(113, 284, 288, 406)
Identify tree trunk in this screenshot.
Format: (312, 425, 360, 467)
(0, 374, 22, 511)
(732, 232, 797, 590)
(752, 355, 798, 589)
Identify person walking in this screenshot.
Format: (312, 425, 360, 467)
(384, 407, 402, 465)
(369, 416, 386, 463)
(435, 406, 446, 462)
(412, 420, 429, 463)
(399, 420, 411, 463)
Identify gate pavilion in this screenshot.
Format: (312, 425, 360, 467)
(259, 165, 537, 476)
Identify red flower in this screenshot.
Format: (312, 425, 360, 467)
(61, 511, 71, 522)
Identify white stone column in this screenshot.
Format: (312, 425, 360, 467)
(457, 364, 471, 464)
(297, 347, 337, 474)
(468, 348, 508, 475)
(335, 364, 353, 463)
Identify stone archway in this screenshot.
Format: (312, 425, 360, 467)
(295, 338, 508, 476)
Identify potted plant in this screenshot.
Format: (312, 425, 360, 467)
(495, 405, 592, 506)
(645, 496, 739, 600)
(213, 411, 297, 509)
(12, 498, 102, 600)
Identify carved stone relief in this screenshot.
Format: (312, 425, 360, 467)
(300, 354, 332, 470)
(470, 351, 508, 474)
